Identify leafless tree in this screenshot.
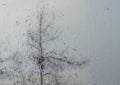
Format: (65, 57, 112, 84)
(0, 41, 11, 80)
(26, 8, 89, 85)
(0, 39, 30, 85)
(0, 58, 10, 80)
(8, 51, 27, 84)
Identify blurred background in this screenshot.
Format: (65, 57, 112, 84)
(0, 0, 120, 85)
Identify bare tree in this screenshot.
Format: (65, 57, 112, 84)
(0, 38, 31, 85)
(26, 8, 89, 85)
(8, 51, 27, 84)
(0, 41, 12, 80)
(0, 58, 10, 80)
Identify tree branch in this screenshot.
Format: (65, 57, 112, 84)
(45, 56, 87, 67)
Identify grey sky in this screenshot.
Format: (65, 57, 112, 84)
(86, 0, 120, 85)
(0, 0, 120, 85)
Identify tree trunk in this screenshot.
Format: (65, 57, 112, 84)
(40, 70, 43, 85)
(40, 64, 44, 85)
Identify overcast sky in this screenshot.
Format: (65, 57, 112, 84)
(0, 0, 120, 85)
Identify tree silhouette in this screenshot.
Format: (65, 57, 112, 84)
(26, 8, 89, 85)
